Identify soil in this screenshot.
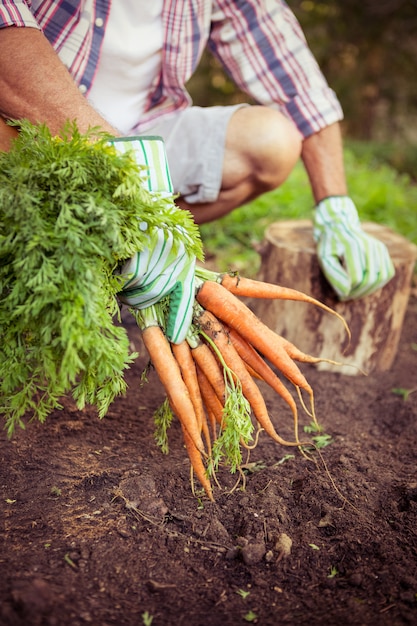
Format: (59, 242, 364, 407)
(1, 287, 417, 626)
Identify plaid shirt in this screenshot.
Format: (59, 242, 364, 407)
(0, 0, 343, 137)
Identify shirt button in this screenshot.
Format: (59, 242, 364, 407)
(95, 17, 104, 27)
(79, 84, 87, 94)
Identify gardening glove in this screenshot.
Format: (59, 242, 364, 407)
(118, 224, 196, 343)
(313, 196, 395, 300)
(111, 136, 196, 344)
(109, 135, 174, 196)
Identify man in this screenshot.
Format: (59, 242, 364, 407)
(0, 1, 394, 341)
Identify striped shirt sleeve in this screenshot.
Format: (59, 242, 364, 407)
(210, 0, 343, 137)
(0, 1, 41, 29)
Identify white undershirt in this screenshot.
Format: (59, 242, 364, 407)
(88, 2, 163, 134)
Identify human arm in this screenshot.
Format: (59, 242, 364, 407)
(301, 123, 347, 203)
(0, 26, 117, 135)
(0, 26, 197, 341)
(111, 137, 199, 343)
(0, 115, 18, 151)
(211, 2, 394, 298)
(302, 124, 394, 299)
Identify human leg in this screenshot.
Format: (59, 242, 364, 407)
(145, 104, 302, 224)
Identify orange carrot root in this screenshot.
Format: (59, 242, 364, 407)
(220, 273, 351, 343)
(171, 340, 213, 455)
(142, 325, 205, 454)
(181, 425, 214, 501)
(226, 326, 301, 442)
(190, 340, 226, 405)
(195, 364, 224, 439)
(195, 307, 304, 448)
(171, 341, 205, 432)
(196, 280, 313, 396)
(138, 271, 350, 498)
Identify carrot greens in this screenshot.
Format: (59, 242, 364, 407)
(0, 121, 349, 502)
(153, 398, 174, 455)
(0, 121, 202, 436)
(198, 327, 253, 473)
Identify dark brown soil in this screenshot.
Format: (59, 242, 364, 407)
(1, 288, 417, 626)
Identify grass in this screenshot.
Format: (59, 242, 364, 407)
(142, 612, 153, 626)
(199, 143, 417, 276)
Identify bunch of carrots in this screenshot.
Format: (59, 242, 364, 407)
(0, 120, 347, 490)
(133, 267, 350, 502)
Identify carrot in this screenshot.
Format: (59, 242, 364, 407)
(171, 340, 213, 455)
(189, 338, 226, 404)
(194, 319, 255, 472)
(181, 424, 214, 501)
(275, 334, 364, 374)
(277, 335, 342, 366)
(218, 273, 350, 342)
(196, 280, 314, 397)
(171, 340, 205, 432)
(226, 325, 301, 441)
(244, 361, 265, 381)
(141, 324, 205, 454)
(195, 364, 224, 438)
(200, 411, 213, 458)
(196, 307, 304, 448)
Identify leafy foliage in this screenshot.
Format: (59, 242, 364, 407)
(199, 328, 253, 474)
(0, 121, 202, 435)
(153, 398, 174, 454)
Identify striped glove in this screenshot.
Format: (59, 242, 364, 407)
(110, 136, 174, 196)
(313, 196, 395, 300)
(112, 136, 196, 344)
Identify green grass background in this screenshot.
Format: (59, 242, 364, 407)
(199, 144, 417, 276)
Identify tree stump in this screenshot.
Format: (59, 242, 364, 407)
(252, 220, 417, 375)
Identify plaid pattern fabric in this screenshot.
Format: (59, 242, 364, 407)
(0, 0, 343, 138)
(313, 197, 395, 300)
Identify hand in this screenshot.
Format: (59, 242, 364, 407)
(109, 135, 174, 196)
(313, 196, 395, 300)
(118, 223, 196, 344)
(112, 136, 195, 343)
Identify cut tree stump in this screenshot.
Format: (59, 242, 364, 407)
(253, 220, 417, 375)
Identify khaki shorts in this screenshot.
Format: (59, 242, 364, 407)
(144, 104, 246, 204)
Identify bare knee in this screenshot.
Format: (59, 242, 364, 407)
(181, 106, 303, 224)
(225, 106, 302, 194)
(255, 107, 302, 189)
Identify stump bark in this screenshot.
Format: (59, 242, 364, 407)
(253, 220, 417, 375)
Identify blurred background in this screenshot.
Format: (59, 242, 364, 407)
(186, 0, 417, 275)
